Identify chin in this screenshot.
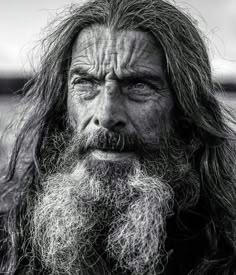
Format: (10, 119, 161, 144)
(76, 151, 138, 183)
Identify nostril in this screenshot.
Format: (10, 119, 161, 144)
(94, 118, 100, 126)
(93, 116, 126, 130)
(115, 121, 126, 130)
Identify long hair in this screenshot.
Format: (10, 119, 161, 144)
(1, 0, 235, 274)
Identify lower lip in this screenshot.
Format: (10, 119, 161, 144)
(91, 150, 134, 161)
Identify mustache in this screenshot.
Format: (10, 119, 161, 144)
(72, 128, 146, 155)
(56, 128, 161, 172)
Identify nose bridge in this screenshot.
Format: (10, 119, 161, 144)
(99, 81, 120, 120)
(104, 80, 118, 97)
(94, 81, 125, 130)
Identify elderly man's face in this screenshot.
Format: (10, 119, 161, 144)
(34, 27, 193, 275)
(68, 25, 173, 162)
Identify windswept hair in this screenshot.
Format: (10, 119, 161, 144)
(0, 0, 235, 274)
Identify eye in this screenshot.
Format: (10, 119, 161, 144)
(122, 80, 159, 102)
(72, 78, 94, 86)
(71, 78, 99, 100)
(127, 82, 146, 90)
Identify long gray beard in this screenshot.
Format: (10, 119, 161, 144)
(31, 158, 174, 275)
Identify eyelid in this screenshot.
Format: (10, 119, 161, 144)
(125, 76, 163, 86)
(71, 76, 98, 86)
(124, 79, 157, 91)
(70, 70, 98, 79)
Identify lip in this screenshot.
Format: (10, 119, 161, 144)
(91, 149, 134, 161)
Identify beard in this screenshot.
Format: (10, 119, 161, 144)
(30, 127, 200, 275)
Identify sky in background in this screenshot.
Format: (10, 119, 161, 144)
(0, 0, 236, 82)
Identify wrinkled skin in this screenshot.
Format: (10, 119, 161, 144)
(32, 25, 177, 274)
(67, 25, 173, 162)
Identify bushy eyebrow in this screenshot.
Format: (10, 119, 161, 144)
(69, 66, 165, 86)
(121, 74, 165, 87)
(69, 67, 97, 79)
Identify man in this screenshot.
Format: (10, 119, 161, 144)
(0, 0, 235, 274)
(0, 91, 23, 210)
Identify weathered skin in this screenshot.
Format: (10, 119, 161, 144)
(68, 25, 173, 160)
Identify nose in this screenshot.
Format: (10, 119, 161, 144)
(93, 82, 127, 131)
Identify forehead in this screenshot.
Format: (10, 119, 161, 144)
(70, 25, 165, 77)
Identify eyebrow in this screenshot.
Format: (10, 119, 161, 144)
(122, 73, 165, 86)
(69, 67, 96, 79)
(69, 66, 165, 86)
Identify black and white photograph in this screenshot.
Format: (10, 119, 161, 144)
(0, 0, 236, 274)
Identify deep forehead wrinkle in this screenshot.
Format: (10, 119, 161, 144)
(71, 25, 164, 78)
(74, 25, 158, 51)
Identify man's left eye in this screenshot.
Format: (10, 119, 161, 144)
(127, 82, 146, 90)
(123, 81, 156, 102)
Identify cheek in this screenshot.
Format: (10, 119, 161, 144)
(128, 97, 173, 143)
(67, 90, 93, 131)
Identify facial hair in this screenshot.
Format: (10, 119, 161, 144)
(30, 128, 199, 275)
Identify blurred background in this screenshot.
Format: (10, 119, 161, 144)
(0, 0, 236, 172)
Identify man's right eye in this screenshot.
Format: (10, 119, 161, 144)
(72, 78, 94, 86)
(71, 78, 100, 100)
